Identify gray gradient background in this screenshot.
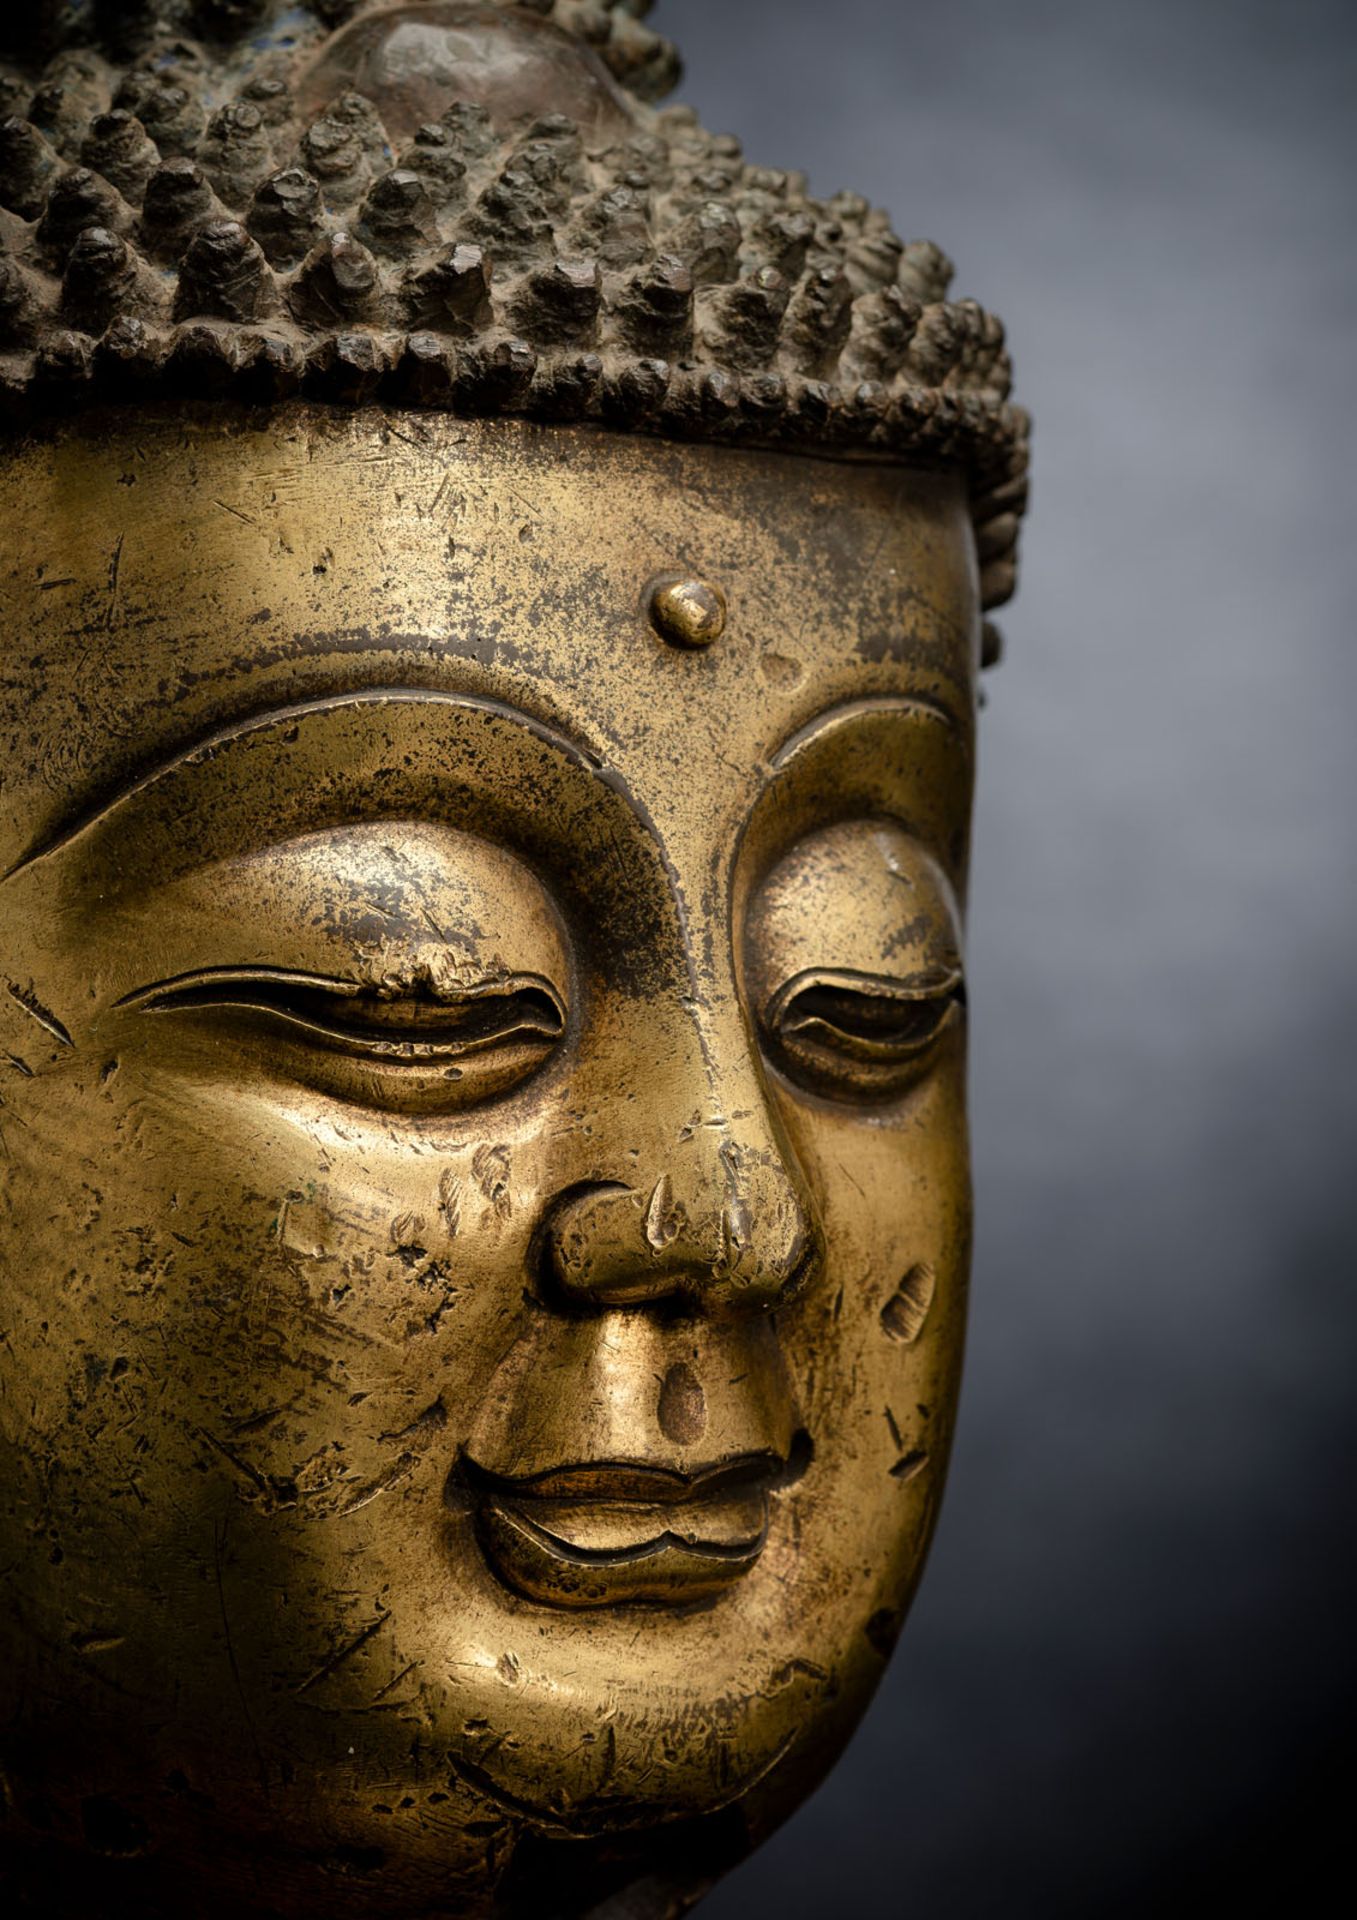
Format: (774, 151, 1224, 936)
(664, 1, 1357, 1914)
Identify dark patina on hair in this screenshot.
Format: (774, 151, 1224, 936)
(0, 2, 1028, 625)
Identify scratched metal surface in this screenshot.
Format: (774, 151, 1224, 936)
(689, 0, 1357, 1913)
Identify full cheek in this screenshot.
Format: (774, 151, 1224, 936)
(768, 1057, 971, 1676)
(0, 1058, 541, 1823)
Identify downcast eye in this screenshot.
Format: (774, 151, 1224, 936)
(762, 967, 964, 1101)
(119, 968, 566, 1110)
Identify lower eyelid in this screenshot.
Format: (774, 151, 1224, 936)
(214, 1007, 558, 1063)
(784, 992, 960, 1046)
(782, 1005, 956, 1060)
(764, 986, 964, 1104)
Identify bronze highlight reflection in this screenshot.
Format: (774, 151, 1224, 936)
(0, 411, 983, 1915)
(0, 0, 1026, 1908)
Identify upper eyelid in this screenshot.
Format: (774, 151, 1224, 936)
(763, 964, 965, 1027)
(115, 966, 561, 1011)
(117, 966, 368, 1010)
(114, 967, 567, 1073)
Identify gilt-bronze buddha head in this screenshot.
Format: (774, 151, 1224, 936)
(0, 5, 1028, 1914)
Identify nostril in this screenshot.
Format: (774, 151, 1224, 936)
(777, 1426, 815, 1488)
(748, 1217, 819, 1314)
(722, 1193, 753, 1255)
(784, 1224, 821, 1305)
(643, 1173, 687, 1253)
(715, 1205, 819, 1313)
(536, 1166, 819, 1315)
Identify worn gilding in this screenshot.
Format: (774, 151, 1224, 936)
(0, 3, 1022, 1915)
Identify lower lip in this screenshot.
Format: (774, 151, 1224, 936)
(473, 1487, 771, 1610)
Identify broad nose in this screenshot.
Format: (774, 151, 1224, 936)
(543, 1045, 820, 1315)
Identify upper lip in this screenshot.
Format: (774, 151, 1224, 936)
(461, 1451, 785, 1508)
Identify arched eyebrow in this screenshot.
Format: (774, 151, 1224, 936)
(3, 687, 608, 883)
(739, 692, 974, 902)
(768, 693, 966, 774)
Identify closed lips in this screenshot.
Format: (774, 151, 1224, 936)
(462, 1455, 782, 1609)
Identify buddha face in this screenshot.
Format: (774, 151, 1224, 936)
(0, 408, 977, 1915)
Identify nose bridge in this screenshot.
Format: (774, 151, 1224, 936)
(661, 1031, 805, 1279)
(547, 979, 820, 1313)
